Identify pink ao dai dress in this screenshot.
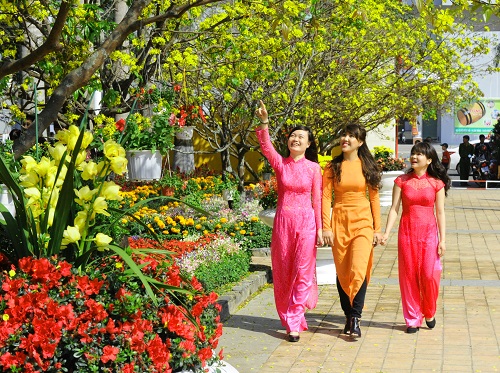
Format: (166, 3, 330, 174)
(256, 128, 322, 333)
(395, 172, 444, 328)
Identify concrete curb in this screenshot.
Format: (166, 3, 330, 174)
(217, 250, 272, 322)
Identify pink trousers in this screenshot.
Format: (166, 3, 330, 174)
(398, 241, 442, 328)
(272, 209, 318, 333)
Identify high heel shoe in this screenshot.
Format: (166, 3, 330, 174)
(406, 326, 419, 333)
(425, 318, 436, 329)
(288, 332, 300, 342)
(343, 317, 350, 334)
(350, 317, 361, 337)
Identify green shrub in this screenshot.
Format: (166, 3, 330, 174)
(237, 221, 272, 250)
(194, 249, 251, 293)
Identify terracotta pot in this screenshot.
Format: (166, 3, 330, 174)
(161, 186, 175, 197)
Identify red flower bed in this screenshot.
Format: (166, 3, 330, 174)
(128, 234, 217, 258)
(0, 256, 223, 372)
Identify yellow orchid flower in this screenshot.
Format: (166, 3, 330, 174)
(74, 186, 98, 206)
(35, 156, 52, 177)
(95, 233, 112, 251)
(101, 181, 122, 201)
(103, 140, 126, 159)
(109, 156, 128, 175)
(48, 143, 67, 164)
(61, 226, 81, 247)
(80, 161, 98, 181)
(74, 211, 88, 232)
(92, 197, 109, 217)
(19, 171, 39, 188)
(20, 155, 38, 173)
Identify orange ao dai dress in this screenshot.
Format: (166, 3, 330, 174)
(321, 159, 381, 306)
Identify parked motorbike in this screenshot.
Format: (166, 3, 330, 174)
(471, 155, 491, 187)
(399, 129, 406, 144)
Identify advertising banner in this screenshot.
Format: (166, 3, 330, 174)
(454, 98, 500, 134)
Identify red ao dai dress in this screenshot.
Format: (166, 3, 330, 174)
(256, 128, 322, 333)
(395, 173, 444, 328)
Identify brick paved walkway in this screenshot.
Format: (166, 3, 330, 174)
(218, 188, 500, 373)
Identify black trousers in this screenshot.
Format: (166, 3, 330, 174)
(337, 277, 368, 319)
(460, 159, 470, 185)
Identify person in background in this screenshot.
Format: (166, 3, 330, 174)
(440, 143, 450, 171)
(474, 134, 491, 161)
(255, 100, 323, 343)
(381, 142, 450, 333)
(322, 124, 382, 338)
(424, 137, 432, 143)
(458, 135, 474, 186)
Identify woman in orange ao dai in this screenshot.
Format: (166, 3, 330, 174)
(322, 124, 382, 338)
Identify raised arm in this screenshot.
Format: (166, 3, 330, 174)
(254, 100, 283, 170)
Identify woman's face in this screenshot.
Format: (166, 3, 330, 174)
(288, 130, 311, 155)
(410, 150, 431, 170)
(340, 131, 362, 153)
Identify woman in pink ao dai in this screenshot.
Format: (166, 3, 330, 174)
(255, 101, 323, 342)
(381, 142, 450, 333)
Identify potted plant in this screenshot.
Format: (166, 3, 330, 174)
(373, 145, 407, 193)
(373, 145, 407, 172)
(92, 109, 178, 181)
(158, 171, 183, 197)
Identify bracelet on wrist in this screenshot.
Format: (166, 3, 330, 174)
(261, 121, 269, 124)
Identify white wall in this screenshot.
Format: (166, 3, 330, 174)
(367, 119, 398, 155)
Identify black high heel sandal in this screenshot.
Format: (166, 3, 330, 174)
(425, 318, 436, 329)
(350, 317, 361, 337)
(343, 317, 350, 334)
(288, 333, 300, 342)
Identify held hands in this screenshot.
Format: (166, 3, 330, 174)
(373, 232, 383, 247)
(380, 232, 390, 246)
(322, 230, 334, 247)
(255, 100, 268, 124)
(316, 229, 324, 247)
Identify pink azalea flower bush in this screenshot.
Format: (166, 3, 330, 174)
(0, 255, 223, 373)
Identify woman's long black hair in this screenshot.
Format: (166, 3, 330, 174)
(327, 124, 381, 189)
(286, 125, 319, 163)
(408, 142, 451, 195)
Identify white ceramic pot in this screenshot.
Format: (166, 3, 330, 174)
(126, 150, 163, 181)
(175, 126, 194, 140)
(222, 189, 234, 201)
(258, 208, 276, 228)
(0, 184, 15, 217)
(380, 171, 404, 207)
(381, 171, 404, 192)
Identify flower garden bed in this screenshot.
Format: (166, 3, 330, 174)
(0, 124, 273, 373)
